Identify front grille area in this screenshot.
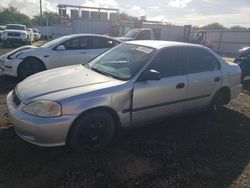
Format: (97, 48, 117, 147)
(12, 90, 21, 107)
(8, 32, 21, 37)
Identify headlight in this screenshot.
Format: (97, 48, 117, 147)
(23, 100, 62, 117)
(2, 32, 7, 39)
(21, 33, 27, 39)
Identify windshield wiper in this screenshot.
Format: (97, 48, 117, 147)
(91, 67, 112, 77)
(91, 67, 126, 81)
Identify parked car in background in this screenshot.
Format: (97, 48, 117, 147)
(32, 29, 41, 41)
(234, 47, 250, 78)
(27, 28, 34, 43)
(6, 41, 242, 152)
(116, 28, 155, 42)
(2, 24, 32, 47)
(0, 34, 121, 78)
(0, 25, 5, 44)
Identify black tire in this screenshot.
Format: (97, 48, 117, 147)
(17, 57, 46, 79)
(68, 109, 116, 153)
(209, 90, 227, 112)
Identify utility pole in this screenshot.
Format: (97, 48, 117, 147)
(39, 0, 43, 25)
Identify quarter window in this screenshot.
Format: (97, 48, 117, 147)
(187, 48, 220, 73)
(149, 48, 187, 78)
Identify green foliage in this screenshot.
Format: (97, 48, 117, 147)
(200, 23, 227, 30)
(32, 11, 59, 26)
(0, 7, 32, 26)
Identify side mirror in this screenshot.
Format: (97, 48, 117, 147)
(56, 45, 66, 50)
(140, 69, 161, 81)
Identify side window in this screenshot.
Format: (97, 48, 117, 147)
(89, 37, 120, 49)
(149, 48, 187, 78)
(62, 38, 80, 50)
(90, 37, 103, 49)
(136, 30, 151, 40)
(187, 48, 220, 74)
(79, 37, 90, 49)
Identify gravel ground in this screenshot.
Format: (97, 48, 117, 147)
(0, 46, 250, 188)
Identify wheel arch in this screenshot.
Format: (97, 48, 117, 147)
(19, 56, 47, 70)
(215, 86, 231, 104)
(17, 56, 47, 78)
(66, 106, 121, 145)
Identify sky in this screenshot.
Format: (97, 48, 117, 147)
(1, 0, 250, 27)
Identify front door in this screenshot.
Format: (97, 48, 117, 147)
(48, 37, 92, 69)
(132, 47, 188, 123)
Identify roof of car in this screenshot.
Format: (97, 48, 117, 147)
(7, 24, 26, 27)
(126, 40, 203, 49)
(66, 34, 120, 41)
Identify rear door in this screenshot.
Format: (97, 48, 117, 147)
(184, 47, 222, 110)
(132, 47, 188, 123)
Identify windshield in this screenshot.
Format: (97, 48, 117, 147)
(41, 36, 70, 48)
(90, 43, 155, 80)
(124, 29, 139, 38)
(6, 25, 25, 30)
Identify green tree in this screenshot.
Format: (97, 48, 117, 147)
(201, 23, 227, 30)
(0, 7, 32, 26)
(32, 11, 59, 26)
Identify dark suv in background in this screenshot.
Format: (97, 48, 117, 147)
(234, 47, 250, 78)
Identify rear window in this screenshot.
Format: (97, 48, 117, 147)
(187, 48, 220, 73)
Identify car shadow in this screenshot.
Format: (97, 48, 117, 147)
(0, 74, 19, 94)
(0, 108, 250, 188)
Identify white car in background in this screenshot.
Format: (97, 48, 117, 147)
(27, 28, 35, 43)
(0, 26, 5, 44)
(0, 34, 121, 79)
(2, 24, 31, 47)
(32, 29, 41, 41)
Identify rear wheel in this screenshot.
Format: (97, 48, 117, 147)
(17, 57, 46, 79)
(209, 90, 228, 112)
(68, 109, 116, 152)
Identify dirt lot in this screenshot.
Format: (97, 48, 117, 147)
(0, 46, 250, 188)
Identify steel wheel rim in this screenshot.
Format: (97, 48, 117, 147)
(77, 118, 109, 148)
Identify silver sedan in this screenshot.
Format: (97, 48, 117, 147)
(6, 40, 242, 152)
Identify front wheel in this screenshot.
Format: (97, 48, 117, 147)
(17, 57, 46, 79)
(68, 109, 116, 152)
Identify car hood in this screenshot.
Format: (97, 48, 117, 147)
(16, 65, 123, 104)
(1, 45, 37, 59)
(4, 29, 27, 34)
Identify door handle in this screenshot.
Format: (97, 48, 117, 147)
(176, 83, 185, 89)
(214, 76, 220, 82)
